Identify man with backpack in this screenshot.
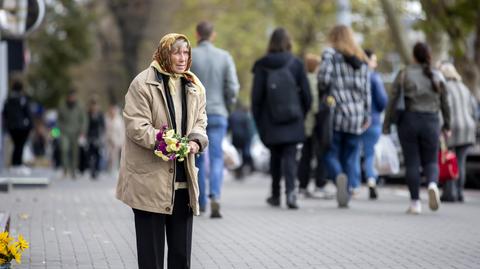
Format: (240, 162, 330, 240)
(191, 21, 240, 218)
(251, 28, 311, 209)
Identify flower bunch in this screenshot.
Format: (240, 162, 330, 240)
(154, 125, 190, 162)
(0, 232, 29, 265)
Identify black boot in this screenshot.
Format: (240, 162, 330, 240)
(266, 196, 280, 207)
(286, 192, 298, 209)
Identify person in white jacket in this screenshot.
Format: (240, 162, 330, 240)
(105, 103, 124, 174)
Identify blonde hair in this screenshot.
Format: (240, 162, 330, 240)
(439, 62, 462, 81)
(328, 25, 368, 62)
(304, 53, 320, 73)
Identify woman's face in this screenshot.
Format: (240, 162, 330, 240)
(170, 45, 189, 73)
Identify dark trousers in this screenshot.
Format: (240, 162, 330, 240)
(269, 143, 298, 198)
(133, 189, 193, 269)
(9, 129, 30, 166)
(297, 135, 327, 189)
(88, 142, 101, 178)
(398, 112, 440, 200)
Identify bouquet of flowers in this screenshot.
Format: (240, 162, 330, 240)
(0, 232, 29, 266)
(154, 125, 190, 162)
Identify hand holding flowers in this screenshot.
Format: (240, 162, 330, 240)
(154, 125, 191, 162)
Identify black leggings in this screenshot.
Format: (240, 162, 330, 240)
(398, 112, 440, 200)
(9, 129, 30, 166)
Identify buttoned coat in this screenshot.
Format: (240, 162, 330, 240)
(116, 66, 208, 216)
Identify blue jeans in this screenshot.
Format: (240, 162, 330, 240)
(324, 131, 362, 191)
(197, 115, 228, 206)
(361, 124, 382, 182)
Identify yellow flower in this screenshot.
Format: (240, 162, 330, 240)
(0, 256, 6, 265)
(167, 143, 180, 152)
(8, 244, 21, 263)
(0, 246, 8, 257)
(0, 232, 12, 245)
(164, 129, 175, 138)
(154, 150, 170, 161)
(164, 137, 178, 146)
(16, 235, 29, 251)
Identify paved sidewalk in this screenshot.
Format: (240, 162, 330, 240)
(1, 171, 480, 269)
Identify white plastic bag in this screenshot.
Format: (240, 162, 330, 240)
(222, 138, 241, 170)
(374, 134, 400, 176)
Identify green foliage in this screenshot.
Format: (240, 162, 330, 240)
(27, 0, 93, 108)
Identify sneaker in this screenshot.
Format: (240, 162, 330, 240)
(428, 183, 440, 211)
(312, 187, 335, 200)
(266, 196, 280, 207)
(406, 205, 422, 215)
(286, 192, 299, 209)
(210, 200, 222, 218)
(336, 173, 349, 208)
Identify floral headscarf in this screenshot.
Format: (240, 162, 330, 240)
(151, 33, 205, 95)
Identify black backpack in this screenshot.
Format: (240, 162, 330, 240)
(265, 58, 302, 124)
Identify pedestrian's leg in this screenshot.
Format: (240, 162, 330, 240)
(399, 135, 421, 201)
(455, 145, 469, 202)
(70, 135, 79, 178)
(323, 131, 343, 182)
(166, 189, 193, 269)
(362, 125, 382, 199)
(418, 115, 440, 211)
(297, 136, 313, 190)
(283, 143, 299, 209)
(207, 116, 228, 201)
(314, 140, 328, 188)
(196, 154, 207, 211)
(133, 208, 166, 269)
(60, 136, 70, 176)
(268, 145, 282, 205)
(341, 133, 362, 193)
(10, 130, 23, 166)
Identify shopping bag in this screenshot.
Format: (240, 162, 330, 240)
(374, 134, 400, 175)
(438, 136, 459, 184)
(222, 138, 241, 170)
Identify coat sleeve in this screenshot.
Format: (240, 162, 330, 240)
(123, 79, 159, 150)
(224, 54, 240, 107)
(382, 70, 403, 133)
(439, 81, 451, 131)
(251, 64, 265, 128)
(188, 89, 209, 152)
(371, 73, 388, 112)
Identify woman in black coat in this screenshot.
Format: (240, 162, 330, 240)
(251, 27, 311, 209)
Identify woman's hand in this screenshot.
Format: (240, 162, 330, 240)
(189, 141, 200, 154)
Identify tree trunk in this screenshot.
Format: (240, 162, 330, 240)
(379, 0, 411, 65)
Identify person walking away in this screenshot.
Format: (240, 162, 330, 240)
(116, 33, 208, 269)
(190, 21, 240, 218)
(317, 25, 371, 208)
(2, 80, 33, 174)
(251, 27, 312, 209)
(229, 102, 255, 179)
(383, 42, 451, 214)
(360, 49, 388, 200)
(297, 53, 332, 199)
(438, 62, 477, 202)
(105, 102, 124, 175)
(86, 98, 105, 179)
(58, 89, 87, 179)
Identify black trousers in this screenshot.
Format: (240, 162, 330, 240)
(133, 189, 193, 269)
(398, 112, 440, 200)
(297, 135, 327, 189)
(269, 143, 298, 197)
(87, 142, 101, 178)
(9, 129, 30, 166)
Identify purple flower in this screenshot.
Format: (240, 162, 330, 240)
(156, 131, 163, 142)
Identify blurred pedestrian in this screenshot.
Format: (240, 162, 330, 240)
(228, 102, 255, 179)
(251, 27, 311, 209)
(86, 98, 105, 179)
(190, 21, 240, 218)
(317, 25, 370, 208)
(105, 102, 124, 174)
(383, 42, 451, 214)
(116, 33, 208, 269)
(2, 80, 33, 174)
(359, 49, 388, 200)
(297, 53, 332, 199)
(58, 89, 87, 179)
(438, 62, 477, 202)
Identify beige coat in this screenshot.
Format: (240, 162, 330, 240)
(116, 66, 208, 216)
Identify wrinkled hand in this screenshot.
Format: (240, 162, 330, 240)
(189, 141, 200, 154)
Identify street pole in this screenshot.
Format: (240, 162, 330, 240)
(336, 0, 351, 26)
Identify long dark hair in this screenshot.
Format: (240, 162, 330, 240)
(267, 27, 292, 53)
(413, 42, 439, 92)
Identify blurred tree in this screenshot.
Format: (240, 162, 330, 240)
(107, 0, 153, 80)
(27, 0, 93, 108)
(417, 0, 480, 96)
(379, 0, 411, 64)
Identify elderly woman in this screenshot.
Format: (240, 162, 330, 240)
(116, 33, 208, 269)
(439, 62, 478, 202)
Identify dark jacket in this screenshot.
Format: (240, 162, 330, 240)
(2, 92, 33, 132)
(370, 71, 388, 126)
(251, 52, 311, 146)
